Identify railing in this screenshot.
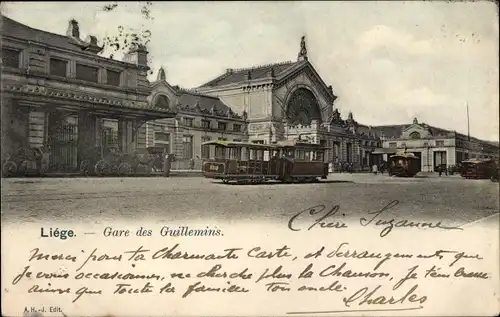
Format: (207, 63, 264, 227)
(171, 158, 204, 170)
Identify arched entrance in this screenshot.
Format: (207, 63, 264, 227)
(285, 88, 322, 126)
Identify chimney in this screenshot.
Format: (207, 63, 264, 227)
(122, 44, 149, 69)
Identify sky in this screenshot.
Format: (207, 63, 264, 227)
(2, 1, 499, 141)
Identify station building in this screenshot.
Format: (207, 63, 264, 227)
(372, 118, 499, 172)
(1, 16, 177, 173)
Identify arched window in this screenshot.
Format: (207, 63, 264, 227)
(154, 94, 170, 109)
(286, 88, 321, 126)
(409, 131, 421, 139)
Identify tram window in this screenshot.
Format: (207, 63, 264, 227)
(215, 146, 226, 159)
(257, 150, 264, 161)
(241, 147, 248, 160)
(285, 149, 294, 158)
(314, 151, 325, 162)
(271, 150, 280, 159)
(304, 151, 311, 161)
(249, 149, 256, 160)
(295, 150, 305, 160)
(263, 150, 270, 162)
(229, 147, 242, 160)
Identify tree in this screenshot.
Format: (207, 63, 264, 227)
(98, 2, 155, 74)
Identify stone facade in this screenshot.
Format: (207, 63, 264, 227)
(373, 118, 499, 172)
(143, 73, 248, 169)
(1, 16, 176, 173)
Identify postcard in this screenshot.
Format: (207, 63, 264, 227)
(1, 1, 499, 316)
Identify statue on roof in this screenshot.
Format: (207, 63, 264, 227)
(157, 67, 166, 81)
(67, 19, 80, 39)
(413, 117, 418, 124)
(297, 35, 308, 61)
(330, 108, 343, 125)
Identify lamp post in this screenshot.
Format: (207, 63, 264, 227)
(426, 144, 433, 172)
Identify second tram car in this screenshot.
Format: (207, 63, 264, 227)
(389, 151, 420, 177)
(201, 140, 328, 184)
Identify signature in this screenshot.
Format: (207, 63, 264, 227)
(288, 200, 462, 237)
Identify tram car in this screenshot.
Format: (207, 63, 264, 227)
(201, 140, 328, 184)
(388, 151, 420, 177)
(460, 159, 497, 180)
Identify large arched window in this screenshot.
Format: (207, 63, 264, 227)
(409, 131, 421, 139)
(154, 94, 170, 109)
(286, 88, 322, 126)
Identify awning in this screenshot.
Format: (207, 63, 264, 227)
(372, 148, 398, 155)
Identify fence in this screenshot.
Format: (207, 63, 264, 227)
(170, 158, 204, 171)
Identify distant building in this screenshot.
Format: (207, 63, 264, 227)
(1, 16, 176, 173)
(372, 117, 499, 172)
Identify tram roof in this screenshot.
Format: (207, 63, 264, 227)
(390, 151, 419, 159)
(462, 158, 494, 164)
(201, 139, 326, 149)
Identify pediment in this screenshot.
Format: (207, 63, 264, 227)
(402, 124, 432, 139)
(148, 80, 180, 110)
(276, 61, 336, 105)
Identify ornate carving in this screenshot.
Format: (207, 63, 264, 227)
(157, 67, 166, 81)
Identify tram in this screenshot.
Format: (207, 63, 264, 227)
(388, 151, 420, 177)
(460, 159, 498, 180)
(201, 140, 329, 184)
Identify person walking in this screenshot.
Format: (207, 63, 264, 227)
(372, 164, 378, 175)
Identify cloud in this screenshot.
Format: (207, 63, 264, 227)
(356, 25, 434, 56)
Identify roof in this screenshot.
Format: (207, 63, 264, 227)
(202, 140, 280, 149)
(369, 124, 452, 139)
(201, 139, 326, 149)
(372, 148, 398, 154)
(1, 15, 96, 54)
(199, 61, 303, 88)
(462, 159, 494, 164)
(391, 151, 419, 159)
(175, 88, 232, 115)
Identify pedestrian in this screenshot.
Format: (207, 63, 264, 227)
(189, 158, 195, 170)
(372, 164, 378, 175)
(444, 166, 448, 176)
(438, 165, 442, 177)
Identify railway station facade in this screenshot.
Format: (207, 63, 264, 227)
(2, 16, 498, 174)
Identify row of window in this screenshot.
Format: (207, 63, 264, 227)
(154, 133, 243, 159)
(388, 140, 445, 148)
(182, 117, 242, 132)
(2, 47, 121, 86)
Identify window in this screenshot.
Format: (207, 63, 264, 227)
(2, 48, 20, 68)
(107, 69, 121, 86)
(233, 139, 242, 142)
(76, 63, 99, 83)
(201, 136, 211, 159)
(183, 118, 194, 127)
(389, 142, 397, 148)
(229, 147, 242, 160)
(50, 58, 67, 77)
(409, 131, 421, 139)
(423, 142, 429, 147)
(182, 135, 193, 159)
(201, 120, 211, 129)
(252, 140, 264, 144)
(215, 146, 226, 159)
(154, 132, 170, 152)
(218, 137, 228, 141)
(401, 142, 407, 148)
(217, 122, 227, 131)
(233, 124, 242, 132)
(436, 140, 445, 147)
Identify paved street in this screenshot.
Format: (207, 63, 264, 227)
(1, 173, 498, 227)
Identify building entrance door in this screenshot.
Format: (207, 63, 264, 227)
(48, 112, 78, 172)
